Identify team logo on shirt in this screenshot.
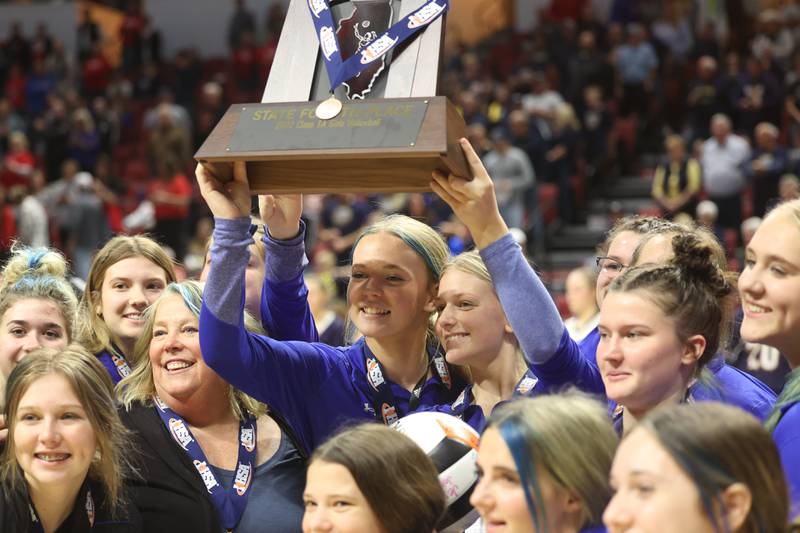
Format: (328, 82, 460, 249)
(169, 418, 194, 450)
(85, 491, 95, 527)
(240, 425, 256, 452)
(320, 26, 339, 60)
(407, 2, 445, 29)
(308, 0, 327, 18)
(381, 403, 398, 425)
(366, 357, 385, 390)
(516, 376, 539, 395)
(194, 459, 220, 493)
(360, 34, 398, 64)
(233, 462, 253, 496)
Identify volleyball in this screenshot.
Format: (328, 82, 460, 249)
(392, 412, 480, 532)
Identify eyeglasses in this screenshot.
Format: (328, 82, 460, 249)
(595, 256, 628, 275)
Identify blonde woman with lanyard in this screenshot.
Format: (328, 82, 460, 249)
(118, 280, 305, 532)
(196, 162, 464, 453)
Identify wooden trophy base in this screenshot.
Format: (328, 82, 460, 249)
(194, 96, 469, 193)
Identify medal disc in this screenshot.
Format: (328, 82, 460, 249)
(315, 96, 343, 120)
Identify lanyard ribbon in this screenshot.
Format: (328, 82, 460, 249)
(97, 347, 132, 383)
(29, 480, 94, 532)
(153, 396, 257, 531)
(308, 0, 449, 92)
(450, 370, 540, 418)
(364, 340, 452, 425)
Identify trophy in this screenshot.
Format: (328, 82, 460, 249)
(195, 0, 469, 193)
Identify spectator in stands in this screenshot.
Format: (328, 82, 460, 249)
(4, 21, 31, 73)
(68, 108, 101, 172)
(544, 103, 580, 224)
(1, 131, 35, 189)
(228, 0, 257, 51)
(567, 30, 613, 104)
(695, 199, 725, 247)
(231, 29, 260, 99)
(147, 103, 191, 175)
(41, 95, 71, 183)
(614, 23, 658, 117)
(700, 114, 750, 232)
(14, 168, 48, 248)
(579, 84, 612, 182)
(652, 1, 694, 65)
(23, 59, 55, 119)
(69, 171, 110, 279)
(76, 5, 102, 65)
(149, 155, 191, 261)
(651, 135, 701, 219)
(752, 9, 794, 69)
(733, 56, 782, 136)
(37, 158, 80, 248)
(522, 71, 564, 120)
(507, 109, 544, 176)
(564, 266, 600, 343)
(119, 1, 146, 74)
(745, 122, 788, 218)
(686, 56, 723, 142)
(483, 128, 535, 230)
(0, 97, 24, 153)
(92, 96, 120, 155)
(143, 90, 191, 133)
(81, 43, 113, 101)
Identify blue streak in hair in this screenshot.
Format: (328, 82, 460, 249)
(27, 249, 47, 270)
(167, 282, 201, 317)
(498, 419, 548, 532)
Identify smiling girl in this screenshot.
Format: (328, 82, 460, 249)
(471, 393, 617, 533)
(0, 245, 77, 386)
(738, 198, 800, 517)
(77, 236, 176, 384)
(196, 162, 463, 452)
(0, 345, 139, 532)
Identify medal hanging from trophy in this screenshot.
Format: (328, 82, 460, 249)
(309, 0, 449, 120)
(315, 94, 344, 120)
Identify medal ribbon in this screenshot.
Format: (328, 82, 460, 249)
(363, 339, 452, 425)
(153, 396, 257, 531)
(450, 370, 540, 418)
(29, 480, 94, 532)
(97, 345, 132, 383)
(307, 0, 449, 92)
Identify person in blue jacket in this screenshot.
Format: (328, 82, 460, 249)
(195, 162, 464, 453)
(738, 197, 800, 519)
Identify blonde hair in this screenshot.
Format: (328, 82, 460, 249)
(77, 235, 176, 357)
(0, 244, 78, 342)
(1, 345, 135, 515)
(488, 392, 618, 530)
(117, 280, 267, 421)
(351, 214, 450, 346)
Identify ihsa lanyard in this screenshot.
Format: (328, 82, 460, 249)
(450, 369, 540, 418)
(29, 481, 94, 532)
(364, 341, 452, 425)
(97, 345, 132, 382)
(153, 396, 257, 532)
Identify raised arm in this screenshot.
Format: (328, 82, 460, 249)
(256, 193, 319, 342)
(431, 139, 604, 393)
